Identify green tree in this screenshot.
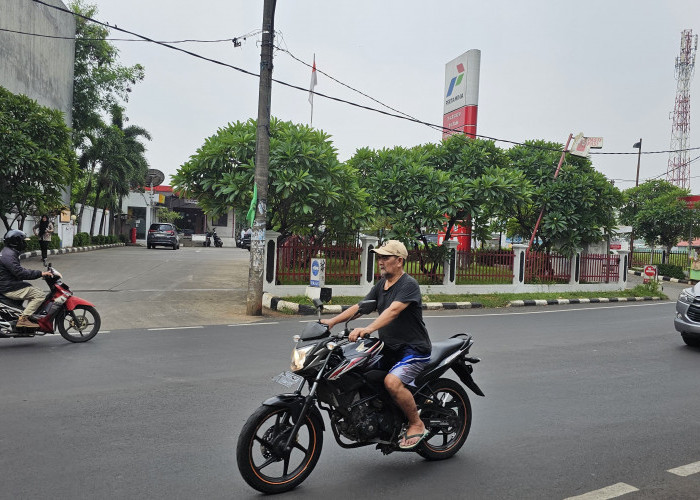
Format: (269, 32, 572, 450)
(70, 0, 145, 149)
(89, 106, 150, 236)
(350, 135, 531, 278)
(506, 140, 623, 255)
(172, 118, 369, 241)
(620, 179, 695, 258)
(156, 207, 183, 224)
(0, 87, 75, 231)
(353, 136, 531, 242)
(73, 106, 150, 235)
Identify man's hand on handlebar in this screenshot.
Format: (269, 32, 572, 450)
(41, 271, 53, 278)
(348, 327, 372, 342)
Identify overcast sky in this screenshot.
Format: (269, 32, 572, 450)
(90, 0, 700, 192)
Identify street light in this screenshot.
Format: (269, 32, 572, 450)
(629, 139, 642, 268)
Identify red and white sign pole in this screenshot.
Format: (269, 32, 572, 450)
(643, 265, 657, 284)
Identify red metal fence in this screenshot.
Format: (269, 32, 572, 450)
(276, 242, 362, 285)
(524, 251, 571, 284)
(580, 253, 620, 283)
(455, 250, 514, 284)
(375, 249, 445, 284)
(274, 238, 622, 287)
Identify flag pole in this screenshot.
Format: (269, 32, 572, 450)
(309, 54, 317, 125)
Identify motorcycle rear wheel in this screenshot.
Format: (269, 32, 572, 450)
(57, 305, 100, 343)
(236, 405, 323, 494)
(416, 377, 471, 460)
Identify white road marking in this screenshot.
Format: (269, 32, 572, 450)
(147, 326, 204, 331)
(667, 460, 700, 476)
(423, 301, 671, 319)
(563, 482, 639, 500)
(228, 322, 279, 326)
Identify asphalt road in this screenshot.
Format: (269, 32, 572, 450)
(19, 245, 256, 330)
(1, 291, 698, 499)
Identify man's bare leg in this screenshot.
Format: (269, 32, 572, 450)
(385, 374, 425, 446)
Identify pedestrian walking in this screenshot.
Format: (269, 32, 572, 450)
(33, 214, 54, 267)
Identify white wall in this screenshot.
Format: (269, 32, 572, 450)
(74, 204, 110, 236)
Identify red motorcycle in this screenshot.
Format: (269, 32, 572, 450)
(0, 264, 100, 343)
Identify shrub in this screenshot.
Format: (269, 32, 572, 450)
(656, 263, 685, 280)
(73, 232, 91, 247)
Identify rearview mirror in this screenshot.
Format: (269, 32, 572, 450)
(357, 300, 376, 315)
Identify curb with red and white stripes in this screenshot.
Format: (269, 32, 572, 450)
(17, 243, 125, 261)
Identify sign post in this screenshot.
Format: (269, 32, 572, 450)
(643, 265, 657, 284)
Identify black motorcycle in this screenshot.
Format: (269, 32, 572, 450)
(204, 230, 223, 248)
(212, 230, 223, 248)
(236, 299, 484, 494)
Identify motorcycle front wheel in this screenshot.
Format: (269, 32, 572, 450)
(57, 305, 100, 343)
(416, 377, 471, 460)
(236, 404, 323, 494)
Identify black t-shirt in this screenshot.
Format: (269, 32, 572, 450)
(364, 273, 431, 354)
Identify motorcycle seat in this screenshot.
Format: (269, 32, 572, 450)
(421, 338, 465, 373)
(0, 295, 23, 309)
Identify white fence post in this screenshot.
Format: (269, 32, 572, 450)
(617, 250, 629, 285)
(360, 235, 379, 295)
(263, 231, 281, 293)
(512, 244, 527, 285)
(443, 239, 459, 289)
(570, 251, 581, 285)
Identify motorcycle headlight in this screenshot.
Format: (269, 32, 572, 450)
(291, 344, 316, 372)
(679, 288, 695, 304)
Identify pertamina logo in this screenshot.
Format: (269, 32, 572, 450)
(446, 63, 465, 97)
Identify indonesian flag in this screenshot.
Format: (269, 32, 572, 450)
(308, 55, 317, 105)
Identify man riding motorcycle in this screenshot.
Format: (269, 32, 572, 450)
(0, 230, 53, 328)
(321, 240, 432, 449)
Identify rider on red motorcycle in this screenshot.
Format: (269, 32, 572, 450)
(0, 230, 53, 328)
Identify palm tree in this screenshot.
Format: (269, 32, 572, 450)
(78, 106, 151, 237)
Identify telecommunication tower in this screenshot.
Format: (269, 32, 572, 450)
(667, 29, 697, 189)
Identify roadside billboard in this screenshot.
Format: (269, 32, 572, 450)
(443, 49, 480, 139)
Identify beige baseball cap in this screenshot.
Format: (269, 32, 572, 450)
(371, 240, 408, 259)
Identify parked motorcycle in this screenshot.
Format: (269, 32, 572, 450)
(0, 264, 100, 343)
(236, 299, 484, 494)
(204, 231, 212, 247)
(212, 229, 223, 248)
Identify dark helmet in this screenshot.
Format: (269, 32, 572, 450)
(3, 229, 28, 252)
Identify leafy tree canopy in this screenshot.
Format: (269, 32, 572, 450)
(350, 134, 531, 248)
(620, 179, 695, 252)
(172, 118, 369, 241)
(70, 0, 145, 148)
(506, 140, 623, 255)
(0, 86, 75, 230)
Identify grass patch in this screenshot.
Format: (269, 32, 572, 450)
(279, 286, 666, 310)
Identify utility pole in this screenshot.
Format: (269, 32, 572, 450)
(629, 138, 642, 268)
(246, 0, 276, 316)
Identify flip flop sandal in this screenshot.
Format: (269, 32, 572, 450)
(398, 429, 430, 450)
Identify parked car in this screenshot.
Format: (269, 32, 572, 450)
(674, 283, 700, 347)
(237, 232, 251, 250)
(147, 223, 180, 250)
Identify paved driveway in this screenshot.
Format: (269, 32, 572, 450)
(24, 245, 256, 330)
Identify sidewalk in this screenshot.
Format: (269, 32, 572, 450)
(263, 286, 666, 316)
(17, 243, 125, 261)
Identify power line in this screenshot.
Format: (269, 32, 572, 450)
(0, 25, 257, 44)
(274, 45, 444, 134)
(28, 0, 698, 158)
